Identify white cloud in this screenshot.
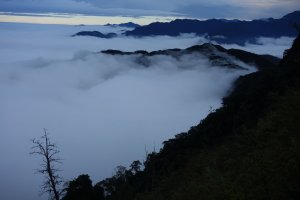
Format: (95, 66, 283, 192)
(1, 21, 296, 200)
(221, 36, 295, 57)
(0, 23, 255, 200)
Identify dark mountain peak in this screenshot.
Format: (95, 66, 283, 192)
(291, 34, 300, 52)
(186, 43, 227, 53)
(282, 11, 300, 21)
(72, 31, 117, 38)
(119, 22, 141, 28)
(173, 18, 200, 23)
(206, 18, 221, 22)
(281, 33, 300, 67)
(105, 22, 141, 28)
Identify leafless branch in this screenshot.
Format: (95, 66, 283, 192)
(30, 129, 63, 200)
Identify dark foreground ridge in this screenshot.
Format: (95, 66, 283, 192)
(62, 34, 300, 200)
(101, 43, 280, 70)
(125, 11, 300, 45)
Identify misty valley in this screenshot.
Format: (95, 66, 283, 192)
(0, 9, 300, 200)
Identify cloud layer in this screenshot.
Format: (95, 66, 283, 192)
(222, 37, 294, 58)
(0, 23, 293, 200)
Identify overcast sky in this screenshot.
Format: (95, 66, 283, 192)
(1, 0, 300, 19)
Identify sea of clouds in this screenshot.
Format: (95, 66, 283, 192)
(0, 22, 294, 200)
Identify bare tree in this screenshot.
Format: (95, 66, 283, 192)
(31, 129, 63, 200)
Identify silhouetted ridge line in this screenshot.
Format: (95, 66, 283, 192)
(101, 43, 280, 70)
(125, 11, 300, 45)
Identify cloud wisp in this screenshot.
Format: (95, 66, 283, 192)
(221, 36, 295, 58)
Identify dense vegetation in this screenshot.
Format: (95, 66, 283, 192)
(62, 34, 300, 200)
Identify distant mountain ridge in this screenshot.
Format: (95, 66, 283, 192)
(125, 11, 300, 44)
(72, 22, 141, 38)
(105, 22, 141, 28)
(282, 11, 300, 21)
(72, 31, 117, 38)
(101, 43, 280, 70)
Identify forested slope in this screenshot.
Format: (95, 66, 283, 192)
(63, 34, 300, 200)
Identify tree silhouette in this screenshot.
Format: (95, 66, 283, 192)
(129, 160, 142, 175)
(31, 129, 63, 200)
(62, 174, 104, 200)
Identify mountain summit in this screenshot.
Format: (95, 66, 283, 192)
(282, 11, 300, 21)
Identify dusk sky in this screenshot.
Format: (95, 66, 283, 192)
(1, 0, 300, 20)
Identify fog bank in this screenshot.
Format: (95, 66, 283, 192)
(0, 23, 288, 200)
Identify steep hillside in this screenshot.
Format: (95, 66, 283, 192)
(62, 34, 300, 200)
